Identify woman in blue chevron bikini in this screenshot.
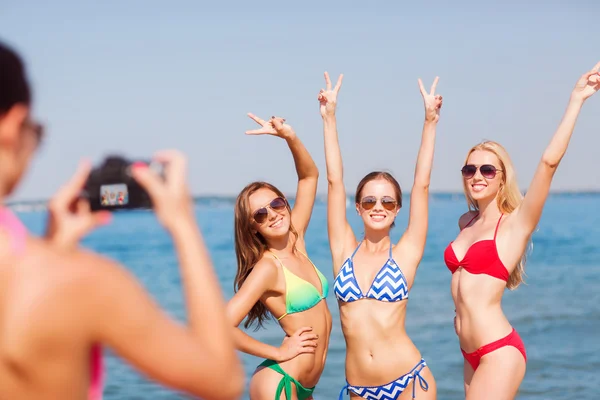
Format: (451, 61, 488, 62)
(319, 71, 441, 400)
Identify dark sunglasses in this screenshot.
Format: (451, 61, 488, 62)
(360, 196, 398, 211)
(23, 118, 44, 145)
(252, 197, 287, 224)
(461, 164, 502, 179)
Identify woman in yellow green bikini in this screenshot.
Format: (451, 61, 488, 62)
(227, 113, 331, 399)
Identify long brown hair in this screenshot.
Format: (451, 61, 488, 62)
(463, 141, 528, 289)
(233, 181, 299, 329)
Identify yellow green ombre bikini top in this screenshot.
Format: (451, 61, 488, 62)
(271, 251, 329, 321)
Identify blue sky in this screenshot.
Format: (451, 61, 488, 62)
(1, 1, 598, 200)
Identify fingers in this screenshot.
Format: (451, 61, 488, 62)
(92, 210, 112, 227)
(271, 117, 285, 131)
(582, 62, 600, 81)
(334, 74, 344, 93)
(583, 69, 600, 81)
(75, 199, 112, 230)
(293, 326, 313, 336)
(300, 333, 319, 341)
(417, 78, 427, 97)
(153, 150, 187, 191)
(50, 160, 92, 211)
(324, 71, 332, 91)
(131, 162, 162, 200)
(299, 346, 316, 354)
(245, 128, 270, 135)
(430, 76, 440, 95)
(247, 112, 266, 126)
(317, 89, 326, 102)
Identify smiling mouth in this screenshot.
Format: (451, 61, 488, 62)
(370, 214, 386, 222)
(471, 183, 487, 192)
(269, 218, 283, 228)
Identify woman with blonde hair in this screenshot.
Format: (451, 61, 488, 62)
(444, 61, 600, 399)
(227, 114, 329, 399)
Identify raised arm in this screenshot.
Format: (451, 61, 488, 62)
(400, 78, 442, 263)
(226, 258, 318, 362)
(319, 72, 356, 267)
(245, 114, 318, 235)
(89, 151, 243, 400)
(514, 62, 600, 235)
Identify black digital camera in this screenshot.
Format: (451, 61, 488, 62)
(83, 155, 164, 212)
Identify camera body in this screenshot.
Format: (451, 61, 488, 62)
(83, 155, 164, 212)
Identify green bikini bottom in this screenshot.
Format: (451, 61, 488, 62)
(258, 359, 316, 400)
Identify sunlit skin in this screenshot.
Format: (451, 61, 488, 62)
(249, 189, 292, 245)
(322, 71, 441, 399)
(0, 43, 243, 400)
(463, 151, 503, 202)
(355, 180, 400, 234)
(226, 114, 330, 400)
(451, 62, 600, 400)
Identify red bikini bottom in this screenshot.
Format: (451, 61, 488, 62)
(461, 328, 527, 371)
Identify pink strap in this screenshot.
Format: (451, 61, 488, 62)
(88, 345, 104, 400)
(0, 207, 104, 399)
(0, 207, 27, 252)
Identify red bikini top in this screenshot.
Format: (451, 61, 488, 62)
(443, 213, 509, 282)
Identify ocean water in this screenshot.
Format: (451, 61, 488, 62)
(15, 193, 600, 400)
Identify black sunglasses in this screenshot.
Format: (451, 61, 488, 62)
(461, 164, 502, 179)
(252, 197, 287, 224)
(23, 118, 44, 145)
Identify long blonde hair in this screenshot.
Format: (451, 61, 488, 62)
(233, 181, 299, 329)
(462, 141, 528, 289)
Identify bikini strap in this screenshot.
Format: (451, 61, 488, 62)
(338, 383, 350, 400)
(88, 344, 104, 400)
(273, 249, 316, 270)
(269, 252, 289, 321)
(389, 242, 393, 259)
(296, 249, 315, 267)
(493, 214, 504, 240)
(270, 251, 285, 268)
(0, 207, 27, 254)
(463, 212, 479, 230)
(411, 359, 429, 399)
(350, 241, 363, 260)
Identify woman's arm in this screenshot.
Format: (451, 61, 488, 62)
(319, 72, 356, 269)
(513, 62, 600, 236)
(245, 115, 318, 236)
(91, 151, 244, 400)
(226, 258, 318, 361)
(46, 150, 243, 400)
(400, 78, 442, 264)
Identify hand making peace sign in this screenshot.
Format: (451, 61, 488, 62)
(418, 76, 443, 123)
(245, 113, 296, 141)
(318, 71, 344, 118)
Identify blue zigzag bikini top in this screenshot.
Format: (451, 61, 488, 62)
(333, 241, 409, 303)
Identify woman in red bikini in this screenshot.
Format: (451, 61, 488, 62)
(444, 61, 600, 399)
(0, 41, 243, 399)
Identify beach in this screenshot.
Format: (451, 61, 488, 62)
(14, 192, 600, 399)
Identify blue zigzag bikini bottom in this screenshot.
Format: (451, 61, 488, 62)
(338, 358, 429, 400)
